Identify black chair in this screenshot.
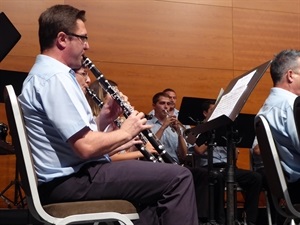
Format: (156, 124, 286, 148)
(255, 115, 300, 225)
(4, 84, 139, 225)
(293, 96, 300, 141)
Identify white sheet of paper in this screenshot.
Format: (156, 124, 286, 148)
(208, 70, 256, 121)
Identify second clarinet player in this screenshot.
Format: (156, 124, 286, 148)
(83, 56, 177, 164)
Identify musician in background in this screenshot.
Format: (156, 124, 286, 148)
(18, 5, 199, 225)
(191, 100, 262, 225)
(149, 88, 179, 117)
(87, 80, 120, 132)
(84, 79, 157, 162)
(163, 88, 179, 116)
(87, 79, 118, 119)
(74, 66, 91, 94)
(147, 91, 210, 222)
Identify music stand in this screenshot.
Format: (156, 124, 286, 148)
(0, 12, 21, 62)
(196, 113, 256, 147)
(0, 70, 27, 208)
(0, 69, 27, 103)
(0, 12, 24, 208)
(191, 109, 255, 224)
(178, 97, 215, 125)
(185, 60, 271, 225)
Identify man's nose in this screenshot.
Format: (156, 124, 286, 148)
(86, 75, 91, 84)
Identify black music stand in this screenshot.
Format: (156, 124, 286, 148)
(199, 113, 256, 224)
(0, 69, 27, 103)
(178, 99, 255, 223)
(196, 113, 256, 147)
(185, 60, 271, 225)
(178, 97, 215, 125)
(0, 12, 21, 62)
(0, 12, 25, 207)
(0, 71, 27, 208)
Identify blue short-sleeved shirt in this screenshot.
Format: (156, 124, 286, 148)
(257, 87, 300, 182)
(147, 115, 190, 163)
(18, 55, 109, 184)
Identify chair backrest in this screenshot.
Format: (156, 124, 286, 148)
(3, 85, 44, 220)
(255, 115, 300, 219)
(4, 85, 137, 225)
(293, 96, 300, 141)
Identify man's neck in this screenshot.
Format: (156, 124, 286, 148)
(169, 108, 175, 115)
(154, 113, 166, 123)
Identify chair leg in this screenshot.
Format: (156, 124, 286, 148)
(264, 191, 273, 225)
(283, 218, 291, 225)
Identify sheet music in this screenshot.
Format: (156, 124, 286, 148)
(208, 70, 256, 121)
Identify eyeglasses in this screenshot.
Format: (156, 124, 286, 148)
(67, 32, 88, 44)
(292, 70, 300, 75)
(76, 71, 89, 80)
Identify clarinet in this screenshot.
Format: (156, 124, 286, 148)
(83, 56, 177, 164)
(85, 87, 160, 163)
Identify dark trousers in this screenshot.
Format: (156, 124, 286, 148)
(38, 160, 198, 225)
(188, 167, 210, 219)
(205, 167, 262, 225)
(236, 168, 262, 224)
(287, 178, 300, 204)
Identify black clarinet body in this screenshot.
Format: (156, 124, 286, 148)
(83, 56, 177, 164)
(85, 87, 159, 163)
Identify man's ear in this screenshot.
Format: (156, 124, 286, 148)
(56, 31, 68, 49)
(286, 70, 294, 83)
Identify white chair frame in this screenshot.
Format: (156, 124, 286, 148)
(4, 84, 139, 225)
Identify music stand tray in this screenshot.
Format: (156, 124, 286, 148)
(195, 113, 256, 148)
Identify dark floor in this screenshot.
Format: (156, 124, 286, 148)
(0, 209, 41, 225)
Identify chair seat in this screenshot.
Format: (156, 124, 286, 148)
(43, 200, 137, 218)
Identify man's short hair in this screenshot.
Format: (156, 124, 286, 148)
(38, 4, 86, 52)
(152, 92, 170, 104)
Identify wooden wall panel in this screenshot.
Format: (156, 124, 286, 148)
(233, 8, 300, 71)
(73, 0, 233, 70)
(0, 155, 16, 208)
(0, 56, 34, 72)
(163, 0, 232, 7)
(233, 0, 300, 13)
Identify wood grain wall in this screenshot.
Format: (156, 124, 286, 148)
(1, 0, 300, 208)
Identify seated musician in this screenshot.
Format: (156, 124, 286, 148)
(256, 49, 300, 209)
(18, 4, 199, 225)
(148, 88, 180, 117)
(147, 91, 210, 223)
